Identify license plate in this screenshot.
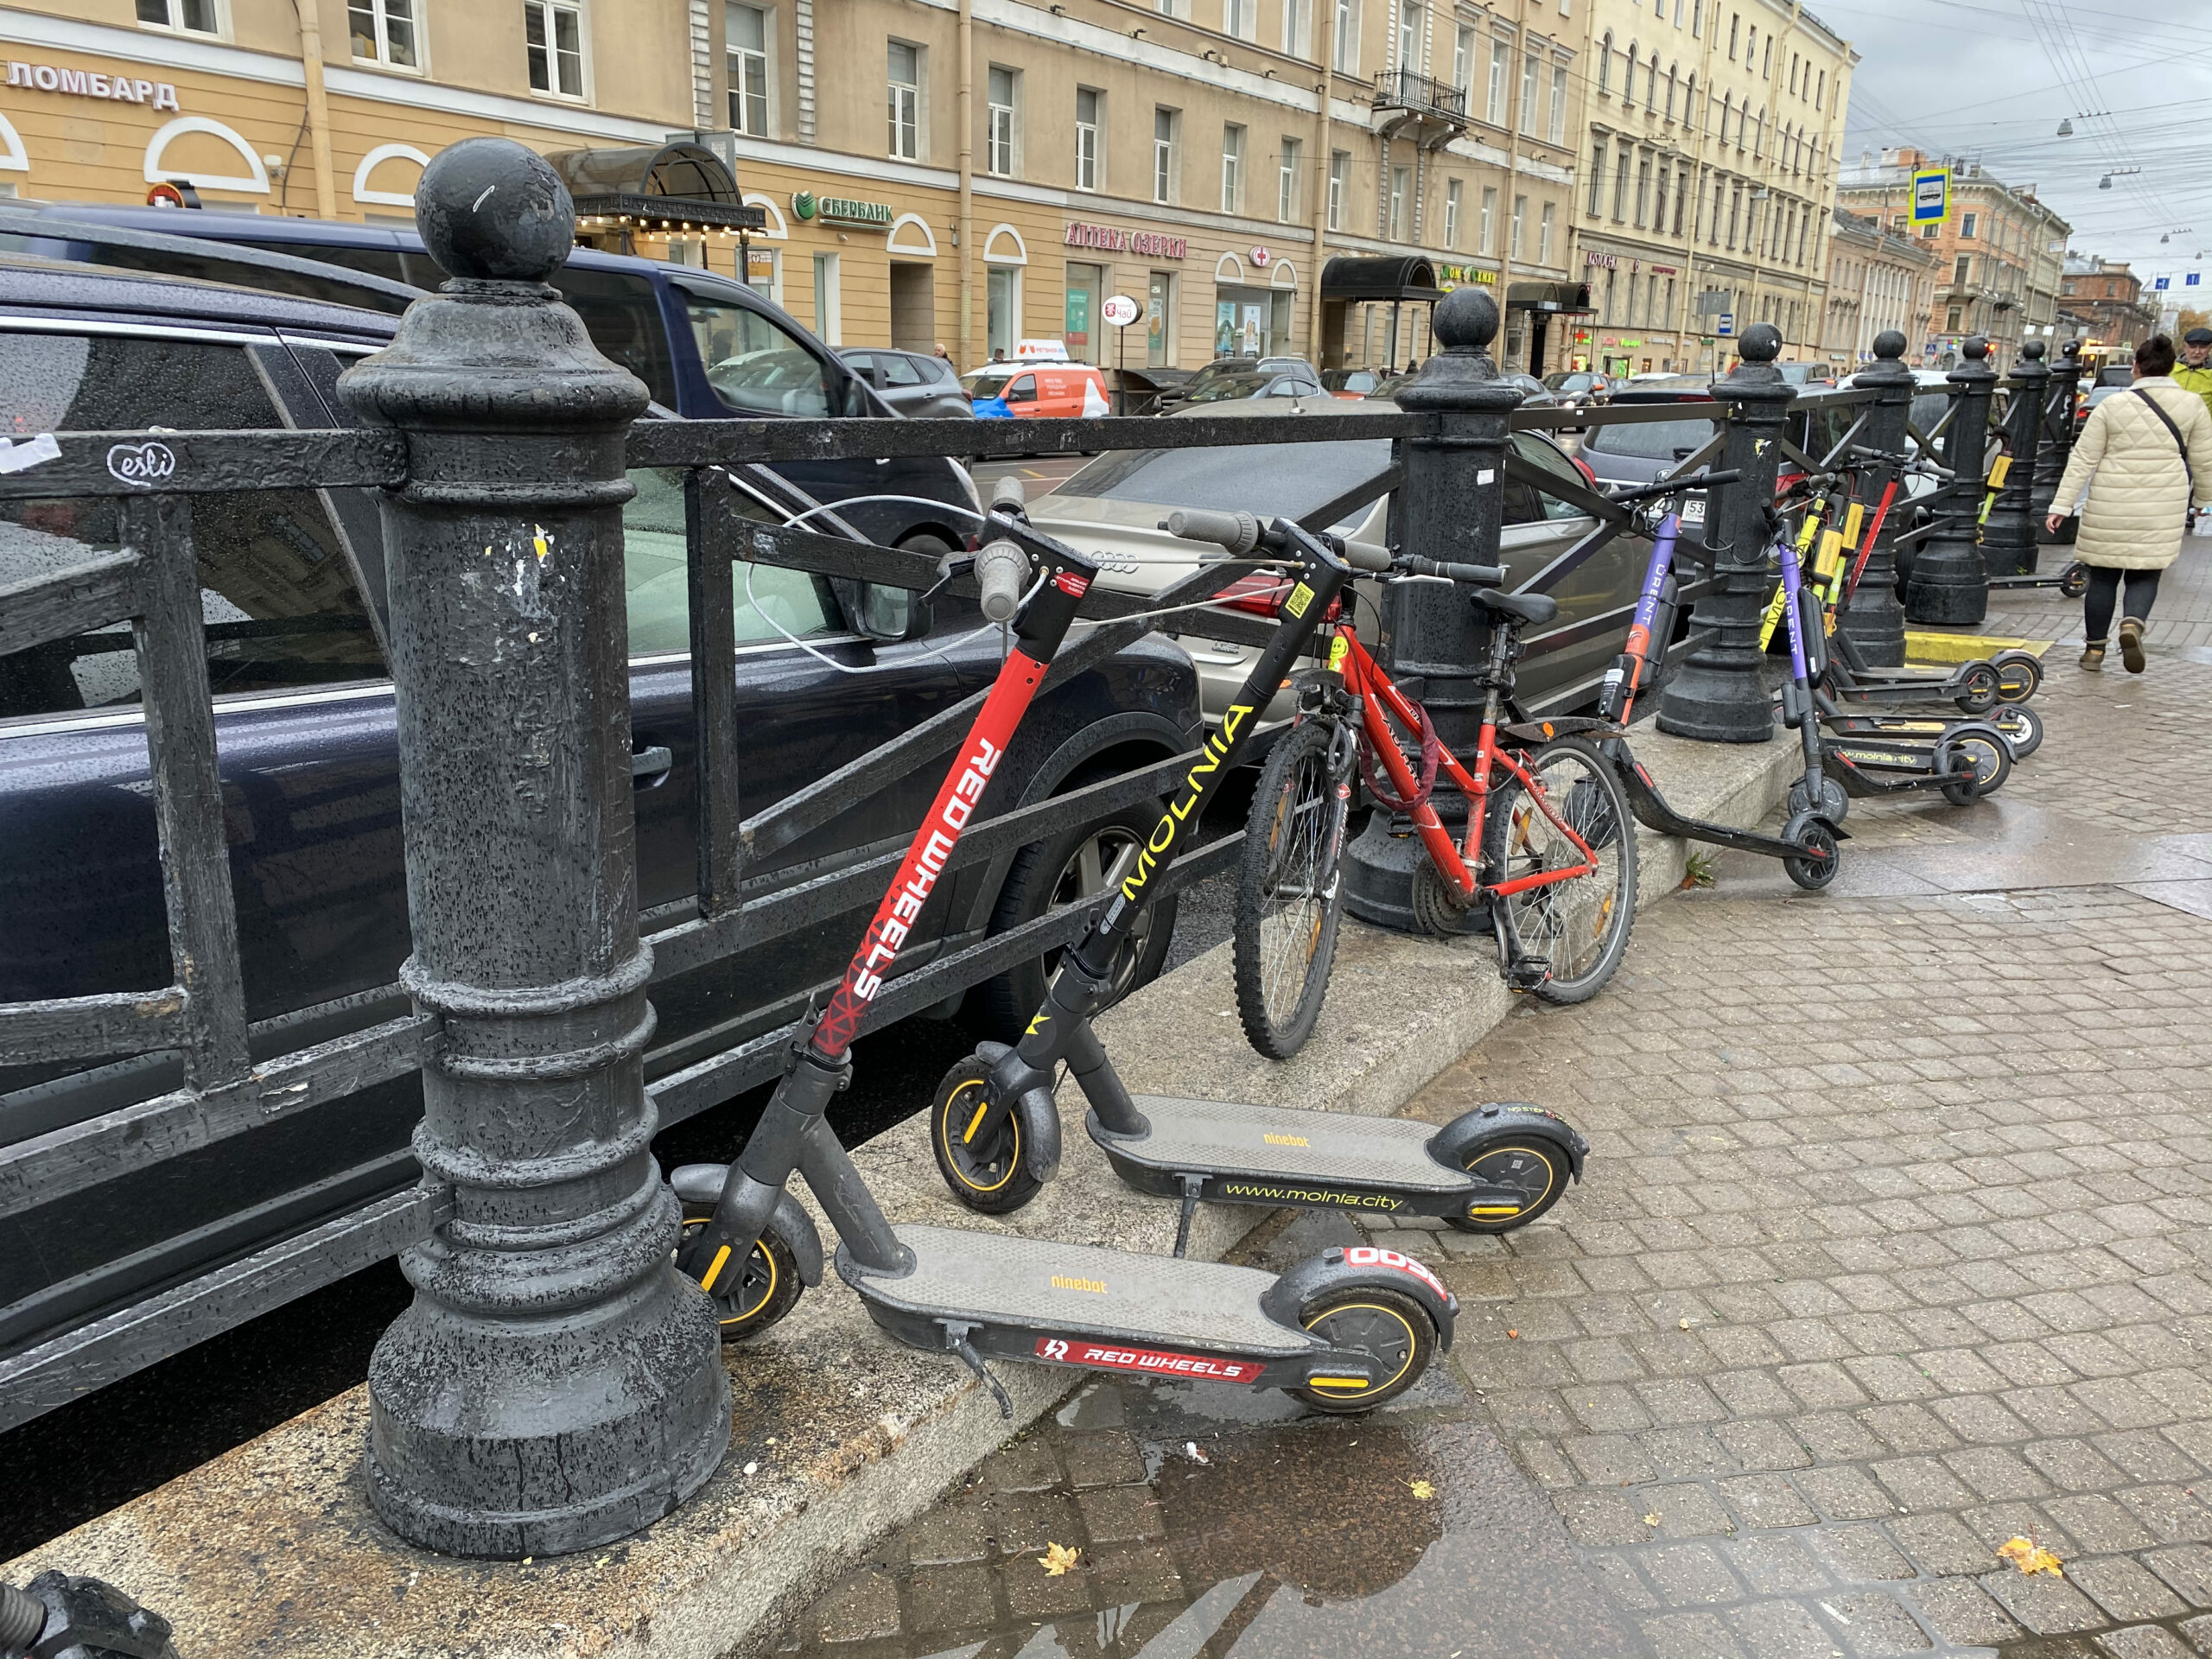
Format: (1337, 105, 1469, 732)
(1679, 498, 1706, 524)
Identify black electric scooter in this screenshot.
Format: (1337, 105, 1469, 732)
(674, 492, 1460, 1415)
(931, 507, 1590, 1246)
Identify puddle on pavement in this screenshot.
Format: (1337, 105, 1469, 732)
(775, 1214, 1641, 1659)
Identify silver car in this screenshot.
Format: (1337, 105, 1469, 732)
(838, 347, 973, 420)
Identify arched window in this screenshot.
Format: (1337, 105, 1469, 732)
(1719, 91, 1732, 144)
(1686, 73, 1698, 127)
(1645, 53, 1658, 109)
(1624, 41, 1637, 100)
(1599, 31, 1612, 93)
(1754, 107, 1765, 160)
(1665, 64, 1677, 120)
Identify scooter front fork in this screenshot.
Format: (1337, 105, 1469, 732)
(982, 947, 1148, 1141)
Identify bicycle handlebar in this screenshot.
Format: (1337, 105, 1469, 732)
(1342, 538, 1394, 574)
(990, 474, 1027, 517)
(1397, 553, 1510, 586)
(1608, 468, 1743, 505)
(1163, 509, 1497, 585)
(973, 538, 1030, 623)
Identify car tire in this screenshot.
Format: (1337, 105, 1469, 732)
(966, 798, 1179, 1042)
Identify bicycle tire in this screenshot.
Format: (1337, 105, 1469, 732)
(1233, 720, 1349, 1059)
(1485, 736, 1637, 1005)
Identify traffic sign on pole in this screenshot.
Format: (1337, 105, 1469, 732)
(1910, 168, 1949, 224)
(1717, 313, 1735, 337)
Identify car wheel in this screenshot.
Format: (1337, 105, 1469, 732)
(965, 798, 1179, 1041)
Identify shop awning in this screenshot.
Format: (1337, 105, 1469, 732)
(1320, 255, 1442, 303)
(542, 142, 766, 232)
(1507, 280, 1594, 314)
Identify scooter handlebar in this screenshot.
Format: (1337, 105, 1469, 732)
(990, 474, 1027, 516)
(1160, 507, 1263, 556)
(1396, 553, 1510, 586)
(974, 538, 1031, 623)
(1342, 538, 1394, 573)
(1607, 468, 1743, 505)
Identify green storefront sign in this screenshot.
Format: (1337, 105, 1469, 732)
(791, 190, 893, 227)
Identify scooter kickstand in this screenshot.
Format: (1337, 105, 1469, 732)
(1173, 1174, 1204, 1260)
(943, 1321, 1014, 1420)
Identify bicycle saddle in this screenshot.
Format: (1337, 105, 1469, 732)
(1469, 588, 1559, 627)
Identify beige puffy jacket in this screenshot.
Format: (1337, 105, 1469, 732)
(2050, 376, 2212, 570)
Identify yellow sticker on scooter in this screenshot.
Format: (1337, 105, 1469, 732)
(1813, 531, 1845, 580)
(1989, 454, 2012, 488)
(1795, 513, 1821, 553)
(1283, 582, 1313, 619)
(1842, 501, 1865, 548)
(1758, 581, 1789, 650)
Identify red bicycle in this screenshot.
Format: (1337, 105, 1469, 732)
(1231, 561, 1637, 1058)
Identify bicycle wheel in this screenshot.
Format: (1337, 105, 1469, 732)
(1234, 720, 1348, 1059)
(1485, 737, 1637, 1005)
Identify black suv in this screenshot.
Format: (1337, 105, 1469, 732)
(0, 252, 1203, 1403)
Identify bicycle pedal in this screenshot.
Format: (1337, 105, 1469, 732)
(1505, 957, 1552, 992)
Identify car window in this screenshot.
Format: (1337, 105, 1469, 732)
(545, 265, 679, 408)
(1908, 391, 1948, 438)
(1588, 408, 1718, 461)
(0, 332, 381, 721)
(620, 467, 839, 657)
(1056, 434, 1392, 528)
(1187, 373, 1272, 404)
(686, 295, 837, 416)
(879, 354, 926, 387)
(965, 367, 1019, 399)
(1512, 433, 1595, 522)
(1004, 376, 1039, 404)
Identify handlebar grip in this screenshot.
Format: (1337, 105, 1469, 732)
(1341, 538, 1393, 574)
(974, 538, 1030, 624)
(990, 475, 1027, 516)
(1400, 554, 1509, 586)
(1160, 507, 1262, 556)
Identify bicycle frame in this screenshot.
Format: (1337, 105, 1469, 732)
(1332, 624, 1599, 903)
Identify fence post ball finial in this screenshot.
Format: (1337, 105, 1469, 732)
(1872, 330, 1906, 362)
(2022, 339, 2046, 362)
(1738, 322, 1782, 364)
(1433, 286, 1498, 352)
(1963, 335, 1991, 360)
(415, 137, 575, 283)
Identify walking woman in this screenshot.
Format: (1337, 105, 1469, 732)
(2046, 334, 2212, 672)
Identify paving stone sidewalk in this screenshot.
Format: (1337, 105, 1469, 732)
(1366, 546, 2212, 1656)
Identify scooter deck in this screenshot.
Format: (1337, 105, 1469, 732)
(1098, 1095, 1465, 1191)
(848, 1224, 1312, 1358)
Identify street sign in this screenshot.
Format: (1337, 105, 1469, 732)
(1911, 168, 1949, 224)
(2190, 273, 2202, 288)
(2156, 276, 2171, 292)
(1717, 313, 1735, 337)
(1100, 294, 1141, 327)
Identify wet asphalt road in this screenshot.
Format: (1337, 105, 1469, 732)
(0, 447, 1239, 1560)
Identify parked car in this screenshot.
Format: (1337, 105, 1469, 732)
(1321, 367, 1408, 401)
(1027, 400, 1646, 721)
(0, 252, 1205, 1392)
(1777, 362, 1840, 389)
(1499, 372, 1561, 406)
(1541, 370, 1615, 411)
(963, 360, 1112, 419)
(1155, 356, 1323, 412)
(10, 203, 977, 560)
(838, 347, 972, 420)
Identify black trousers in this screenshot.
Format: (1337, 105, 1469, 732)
(2083, 566, 2161, 644)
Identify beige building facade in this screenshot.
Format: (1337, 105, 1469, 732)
(1820, 206, 1936, 367)
(0, 0, 1589, 375)
(1567, 0, 1854, 377)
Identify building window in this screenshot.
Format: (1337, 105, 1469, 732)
(1955, 254, 1971, 284)
(1815, 68, 1823, 108)
(1453, 26, 1475, 97)
(1282, 0, 1309, 54)
(1147, 270, 1175, 366)
(727, 3, 769, 135)
(1227, 0, 1256, 40)
(1961, 211, 1978, 239)
(137, 0, 219, 33)
(1612, 140, 1630, 220)
(1727, 11, 1738, 57)
(1539, 200, 1554, 264)
(1510, 193, 1526, 259)
(987, 66, 1017, 176)
(1278, 137, 1301, 223)
(1332, 0, 1357, 72)
(349, 0, 418, 67)
(1388, 164, 1411, 241)
(1481, 184, 1497, 252)
(1634, 152, 1651, 226)
(1549, 63, 1567, 142)
(1947, 304, 1961, 332)
(1691, 0, 1701, 34)
(1664, 64, 1676, 120)
(524, 0, 584, 98)
(1597, 30, 1611, 95)
(1726, 182, 1740, 248)
(1762, 36, 1771, 75)
(1673, 168, 1688, 234)
(1076, 87, 1102, 191)
(1444, 177, 1462, 246)
(1652, 162, 1668, 232)
(1398, 2, 1421, 72)
(813, 251, 842, 345)
(1154, 107, 1179, 204)
(1328, 149, 1349, 228)
(1487, 33, 1510, 124)
(1586, 140, 1605, 216)
(1520, 47, 1539, 133)
(987, 265, 1020, 358)
(887, 41, 921, 160)
(1221, 123, 1245, 213)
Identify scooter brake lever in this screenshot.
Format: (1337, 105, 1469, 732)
(920, 554, 976, 607)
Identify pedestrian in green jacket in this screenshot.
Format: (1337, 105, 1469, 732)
(2176, 327, 2212, 423)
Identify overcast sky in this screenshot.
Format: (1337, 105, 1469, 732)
(1824, 0, 2212, 297)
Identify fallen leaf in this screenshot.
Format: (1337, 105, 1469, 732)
(1998, 1536, 2063, 1577)
(1506, 1329, 1520, 1339)
(1679, 1318, 1693, 1330)
(1040, 1541, 1081, 1576)
(1408, 1479, 1436, 1500)
(1643, 1512, 1662, 1527)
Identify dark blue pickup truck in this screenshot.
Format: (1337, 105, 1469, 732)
(0, 251, 1201, 1399)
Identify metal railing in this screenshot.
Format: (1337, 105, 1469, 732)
(1371, 68, 1469, 124)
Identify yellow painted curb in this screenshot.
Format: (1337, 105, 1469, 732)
(1903, 631, 2054, 664)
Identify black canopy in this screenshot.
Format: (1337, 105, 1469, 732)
(1320, 255, 1442, 303)
(541, 142, 766, 232)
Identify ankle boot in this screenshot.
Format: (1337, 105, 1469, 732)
(2119, 618, 2146, 673)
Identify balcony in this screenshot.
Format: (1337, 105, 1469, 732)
(1371, 69, 1469, 146)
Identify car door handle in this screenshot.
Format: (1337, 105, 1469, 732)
(631, 745, 672, 784)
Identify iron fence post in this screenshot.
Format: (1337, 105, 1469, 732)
(1656, 321, 1789, 742)
(1982, 340, 2048, 579)
(2035, 339, 2085, 545)
(1836, 329, 1912, 667)
(338, 137, 729, 1559)
(1906, 334, 1996, 626)
(1376, 284, 1521, 748)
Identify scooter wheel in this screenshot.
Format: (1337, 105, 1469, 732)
(1781, 811, 1841, 893)
(1788, 774, 1850, 826)
(1440, 1134, 1573, 1234)
(1993, 650, 2044, 703)
(1954, 663, 2000, 716)
(1936, 728, 2012, 807)
(680, 1210, 805, 1342)
(1293, 1287, 1435, 1414)
(1993, 702, 2044, 760)
(2059, 562, 2089, 600)
(932, 1058, 1042, 1216)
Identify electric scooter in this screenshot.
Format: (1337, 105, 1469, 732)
(929, 507, 1592, 1246)
(673, 490, 1464, 1416)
